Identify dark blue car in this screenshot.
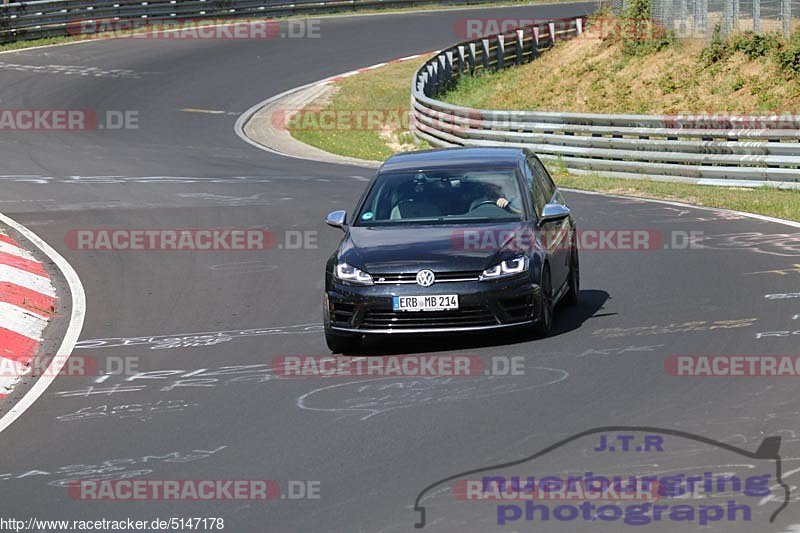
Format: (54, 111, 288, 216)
(323, 147, 578, 352)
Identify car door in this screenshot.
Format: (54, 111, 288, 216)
(526, 157, 570, 291)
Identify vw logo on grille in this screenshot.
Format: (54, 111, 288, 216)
(416, 269, 435, 287)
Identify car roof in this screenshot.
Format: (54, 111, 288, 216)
(379, 147, 528, 173)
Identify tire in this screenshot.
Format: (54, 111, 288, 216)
(532, 264, 554, 338)
(325, 329, 362, 354)
(563, 247, 580, 307)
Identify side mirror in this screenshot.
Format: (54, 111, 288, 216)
(325, 210, 347, 230)
(539, 203, 570, 225)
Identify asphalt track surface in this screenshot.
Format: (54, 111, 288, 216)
(2, 3, 800, 532)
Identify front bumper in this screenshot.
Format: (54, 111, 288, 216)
(326, 276, 542, 334)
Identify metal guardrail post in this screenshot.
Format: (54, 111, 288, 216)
(496, 34, 504, 70)
(426, 63, 436, 96)
(438, 54, 449, 89)
(480, 38, 490, 69)
(515, 29, 524, 65)
(467, 42, 476, 73)
(531, 25, 539, 58)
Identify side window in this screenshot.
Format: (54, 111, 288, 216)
(531, 157, 556, 201)
(524, 160, 547, 216)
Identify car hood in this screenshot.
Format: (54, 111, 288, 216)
(339, 222, 531, 274)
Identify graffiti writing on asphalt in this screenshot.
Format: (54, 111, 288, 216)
(75, 324, 322, 350)
(0, 446, 227, 487)
(592, 319, 757, 339)
(746, 264, 800, 276)
(53, 364, 278, 397)
(56, 400, 199, 422)
(697, 232, 800, 257)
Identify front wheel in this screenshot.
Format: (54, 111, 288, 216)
(563, 247, 580, 307)
(532, 265, 554, 338)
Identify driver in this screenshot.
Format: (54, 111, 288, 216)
(471, 182, 522, 214)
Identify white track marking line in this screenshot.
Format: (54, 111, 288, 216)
(0, 241, 38, 261)
(0, 302, 48, 340)
(0, 213, 85, 434)
(0, 264, 56, 296)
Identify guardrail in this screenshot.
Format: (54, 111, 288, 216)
(410, 17, 800, 185)
(0, 0, 499, 44)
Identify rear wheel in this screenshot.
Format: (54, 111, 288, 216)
(564, 247, 580, 307)
(532, 265, 554, 338)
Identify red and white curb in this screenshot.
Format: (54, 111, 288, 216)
(0, 232, 57, 398)
(322, 52, 433, 84)
(0, 213, 85, 435)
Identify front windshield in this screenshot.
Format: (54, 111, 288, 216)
(355, 166, 524, 226)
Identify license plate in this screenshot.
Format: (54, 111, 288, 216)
(393, 295, 459, 312)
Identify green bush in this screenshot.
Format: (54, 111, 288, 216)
(603, 0, 675, 56)
(777, 28, 800, 76)
(700, 26, 794, 77)
(732, 31, 781, 59)
(699, 24, 728, 65)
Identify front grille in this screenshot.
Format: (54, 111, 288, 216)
(372, 270, 481, 284)
(330, 302, 355, 327)
(359, 306, 498, 330)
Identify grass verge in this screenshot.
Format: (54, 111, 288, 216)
(554, 173, 800, 222)
(288, 57, 431, 161)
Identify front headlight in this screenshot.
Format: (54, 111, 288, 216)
(480, 257, 529, 280)
(335, 262, 373, 285)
